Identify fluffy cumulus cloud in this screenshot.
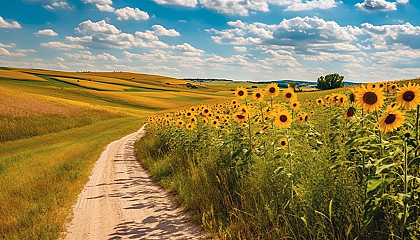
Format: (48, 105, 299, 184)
(115, 7, 149, 21)
(173, 43, 205, 56)
(151, 0, 197, 7)
(96, 4, 114, 12)
(81, 0, 114, 12)
(150, 0, 340, 16)
(65, 20, 173, 50)
(361, 22, 420, 49)
(76, 20, 120, 34)
(44, 1, 73, 10)
(233, 46, 247, 52)
(355, 0, 397, 12)
(285, 0, 342, 11)
(151, 25, 180, 36)
(36, 29, 58, 36)
(0, 16, 21, 29)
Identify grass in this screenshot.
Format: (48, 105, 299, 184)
(0, 118, 142, 239)
(0, 67, 235, 239)
(136, 81, 420, 239)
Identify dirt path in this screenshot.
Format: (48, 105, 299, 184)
(64, 126, 203, 240)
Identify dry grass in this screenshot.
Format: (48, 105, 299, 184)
(0, 69, 46, 82)
(53, 77, 131, 91)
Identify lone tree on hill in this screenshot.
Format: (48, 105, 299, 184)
(316, 73, 344, 90)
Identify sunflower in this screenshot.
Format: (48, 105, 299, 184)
(211, 119, 219, 127)
(186, 123, 195, 130)
(266, 83, 280, 98)
(353, 83, 385, 112)
(274, 109, 292, 129)
(231, 100, 238, 107)
(202, 118, 209, 125)
(378, 82, 385, 89)
(395, 82, 420, 110)
(316, 98, 324, 105)
(252, 89, 264, 102)
(202, 107, 211, 116)
(378, 105, 405, 133)
(310, 110, 315, 115)
(344, 107, 356, 120)
(235, 87, 248, 99)
(389, 83, 398, 92)
(337, 94, 347, 106)
(177, 119, 184, 127)
(279, 137, 288, 149)
(185, 111, 194, 118)
(298, 114, 307, 124)
(291, 101, 300, 110)
(233, 111, 248, 123)
(263, 107, 271, 116)
(283, 88, 297, 101)
(190, 117, 197, 123)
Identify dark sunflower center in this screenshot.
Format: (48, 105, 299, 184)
(403, 91, 415, 102)
(204, 109, 209, 113)
(347, 107, 355, 117)
(363, 92, 378, 105)
(256, 93, 261, 98)
(293, 103, 297, 107)
(280, 115, 287, 122)
(269, 87, 276, 93)
(233, 101, 236, 104)
(281, 141, 286, 146)
(187, 112, 191, 116)
(385, 114, 396, 124)
(380, 84, 384, 88)
(299, 117, 303, 120)
(318, 100, 321, 103)
(238, 90, 244, 96)
(286, 93, 292, 98)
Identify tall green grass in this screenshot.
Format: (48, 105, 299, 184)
(0, 118, 142, 239)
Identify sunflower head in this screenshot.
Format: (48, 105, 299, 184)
(177, 120, 185, 127)
(378, 106, 405, 133)
(298, 112, 307, 124)
(266, 83, 280, 98)
(344, 107, 356, 120)
(279, 137, 288, 149)
(395, 82, 420, 110)
(354, 83, 385, 112)
(291, 101, 300, 110)
(186, 123, 195, 130)
(211, 119, 219, 127)
(274, 109, 292, 129)
(235, 87, 248, 99)
(316, 98, 324, 105)
(252, 89, 264, 102)
(233, 111, 248, 123)
(283, 88, 297, 101)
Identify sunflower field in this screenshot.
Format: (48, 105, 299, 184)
(136, 81, 420, 239)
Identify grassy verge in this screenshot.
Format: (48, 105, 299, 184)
(0, 118, 142, 239)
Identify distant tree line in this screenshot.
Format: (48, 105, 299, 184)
(316, 73, 344, 90)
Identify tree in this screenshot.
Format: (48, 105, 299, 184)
(316, 73, 344, 90)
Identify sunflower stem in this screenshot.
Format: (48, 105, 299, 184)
(259, 101, 264, 124)
(286, 129, 293, 202)
(402, 139, 408, 240)
(415, 105, 419, 157)
(361, 109, 366, 174)
(375, 111, 383, 157)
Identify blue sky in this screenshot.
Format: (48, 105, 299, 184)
(0, 0, 419, 82)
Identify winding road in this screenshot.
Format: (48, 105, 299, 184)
(64, 126, 203, 240)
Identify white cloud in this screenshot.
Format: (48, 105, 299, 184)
(151, 0, 197, 7)
(151, 25, 180, 36)
(199, 0, 269, 16)
(44, 1, 73, 10)
(76, 20, 120, 34)
(361, 22, 420, 49)
(96, 4, 114, 12)
(115, 7, 149, 21)
(285, 0, 341, 11)
(82, 0, 112, 4)
(173, 43, 205, 56)
(355, 0, 397, 12)
(233, 46, 247, 52)
(36, 29, 58, 36)
(0, 16, 21, 29)
(16, 49, 36, 53)
(0, 48, 26, 57)
(396, 0, 408, 3)
(64, 51, 96, 61)
(97, 52, 118, 61)
(40, 41, 84, 50)
(0, 42, 16, 48)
